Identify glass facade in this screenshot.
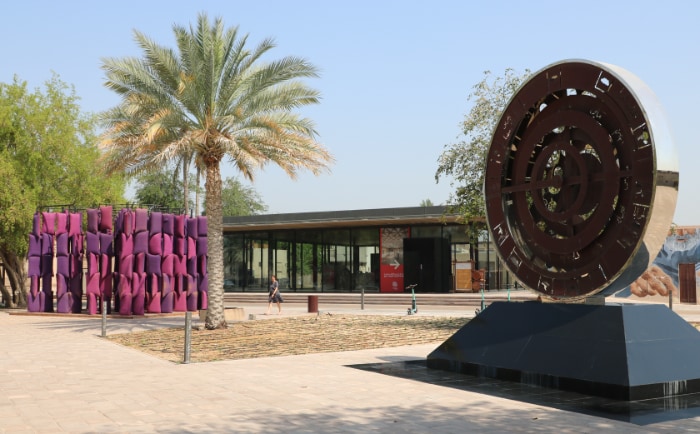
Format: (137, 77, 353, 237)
(222, 220, 515, 293)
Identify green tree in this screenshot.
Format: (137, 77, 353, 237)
(218, 177, 267, 217)
(133, 163, 190, 211)
(99, 13, 333, 329)
(435, 69, 529, 222)
(0, 75, 125, 307)
(419, 199, 434, 207)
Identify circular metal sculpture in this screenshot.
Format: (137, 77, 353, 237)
(485, 59, 679, 300)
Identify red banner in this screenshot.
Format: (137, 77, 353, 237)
(379, 227, 409, 292)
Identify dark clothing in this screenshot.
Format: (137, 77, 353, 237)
(269, 281, 283, 303)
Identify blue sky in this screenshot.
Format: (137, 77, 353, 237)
(2, 1, 698, 224)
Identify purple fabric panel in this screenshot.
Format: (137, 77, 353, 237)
(99, 232, 114, 256)
(68, 212, 82, 237)
(122, 209, 133, 235)
(56, 255, 69, 277)
(173, 236, 186, 256)
(162, 274, 173, 296)
(55, 274, 67, 297)
(87, 252, 99, 276)
(134, 231, 149, 254)
(146, 253, 162, 276)
(134, 208, 148, 233)
(198, 279, 208, 310)
(70, 234, 84, 255)
(100, 253, 113, 275)
(146, 274, 161, 313)
(161, 275, 173, 313)
(32, 213, 41, 236)
(161, 254, 175, 276)
(186, 275, 198, 311)
(174, 256, 187, 276)
(134, 252, 146, 274)
(148, 233, 162, 255)
(185, 274, 197, 296)
(198, 274, 208, 294)
(174, 214, 186, 237)
(162, 213, 174, 235)
(28, 234, 41, 256)
(41, 255, 53, 276)
(119, 255, 134, 279)
(100, 255, 112, 298)
(118, 277, 133, 316)
(119, 233, 134, 258)
(56, 233, 69, 257)
(186, 256, 198, 277)
(173, 276, 186, 312)
(28, 256, 41, 277)
(149, 211, 162, 235)
(162, 234, 173, 256)
(132, 273, 146, 315)
(27, 277, 42, 312)
(56, 275, 71, 313)
(114, 210, 124, 235)
(87, 209, 99, 234)
(40, 233, 53, 256)
(86, 232, 99, 254)
(70, 255, 82, 278)
(197, 216, 208, 237)
(42, 212, 56, 235)
(185, 218, 197, 239)
(196, 237, 208, 257)
(99, 206, 113, 232)
(29, 275, 39, 296)
(85, 292, 98, 315)
(198, 255, 207, 276)
(187, 237, 197, 259)
(56, 212, 68, 235)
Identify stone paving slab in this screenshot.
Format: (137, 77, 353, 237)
(2, 300, 700, 433)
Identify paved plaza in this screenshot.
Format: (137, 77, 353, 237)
(2, 298, 700, 433)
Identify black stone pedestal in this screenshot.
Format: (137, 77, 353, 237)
(427, 302, 700, 400)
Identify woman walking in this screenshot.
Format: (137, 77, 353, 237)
(266, 275, 283, 315)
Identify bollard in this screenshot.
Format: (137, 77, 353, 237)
(184, 311, 192, 364)
(361, 287, 365, 310)
(101, 299, 107, 338)
(308, 295, 319, 313)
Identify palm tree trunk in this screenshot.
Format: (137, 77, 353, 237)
(182, 154, 191, 215)
(195, 166, 201, 216)
(204, 161, 226, 329)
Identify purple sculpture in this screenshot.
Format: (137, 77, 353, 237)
(26, 213, 43, 312)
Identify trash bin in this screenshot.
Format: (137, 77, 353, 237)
(308, 295, 318, 313)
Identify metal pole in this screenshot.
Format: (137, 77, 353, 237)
(361, 287, 365, 310)
(669, 288, 673, 311)
(184, 312, 192, 364)
(480, 284, 485, 312)
(101, 299, 107, 338)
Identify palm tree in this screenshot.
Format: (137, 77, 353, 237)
(99, 13, 333, 329)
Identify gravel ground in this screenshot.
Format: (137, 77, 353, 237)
(106, 314, 469, 363)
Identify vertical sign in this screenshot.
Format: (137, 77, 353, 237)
(380, 227, 409, 292)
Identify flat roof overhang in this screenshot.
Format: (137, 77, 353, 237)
(223, 206, 476, 232)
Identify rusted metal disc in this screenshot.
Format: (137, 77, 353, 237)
(485, 60, 678, 300)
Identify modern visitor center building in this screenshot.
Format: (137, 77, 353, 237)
(222, 206, 516, 294)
